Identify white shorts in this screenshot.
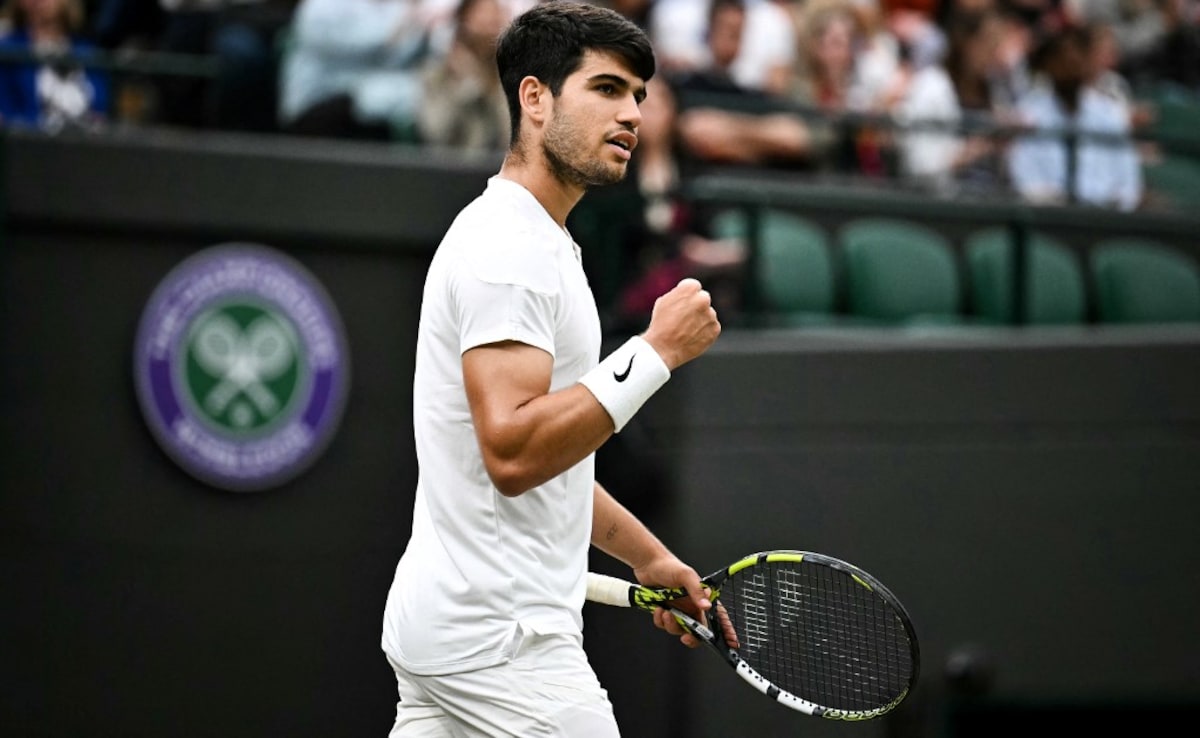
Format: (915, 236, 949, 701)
(387, 625, 620, 738)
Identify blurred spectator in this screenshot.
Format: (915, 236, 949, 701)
(895, 8, 1014, 193)
(415, 0, 510, 151)
(668, 0, 752, 97)
(1063, 0, 1168, 69)
(668, 0, 817, 172)
(881, 0, 947, 69)
(647, 0, 725, 74)
(790, 0, 896, 176)
(0, 0, 111, 131)
(792, 0, 872, 109)
(1133, 0, 1200, 92)
(1006, 24, 1144, 210)
(647, 0, 797, 95)
(990, 1, 1037, 105)
(154, 1, 296, 131)
(278, 0, 431, 140)
(1085, 17, 1154, 129)
(732, 0, 798, 95)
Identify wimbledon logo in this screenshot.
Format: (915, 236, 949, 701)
(133, 243, 350, 492)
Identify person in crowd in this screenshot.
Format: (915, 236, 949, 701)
(647, 0, 796, 95)
(1006, 23, 1144, 210)
(1062, 0, 1170, 75)
(1131, 0, 1200, 92)
(729, 0, 799, 95)
(790, 0, 897, 176)
(278, 0, 431, 140)
(415, 0, 511, 151)
(669, 0, 817, 172)
(1085, 17, 1153, 130)
(881, 0, 947, 70)
(894, 7, 1015, 193)
(152, 0, 295, 131)
(0, 0, 111, 131)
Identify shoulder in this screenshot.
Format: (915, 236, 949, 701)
(1015, 83, 1055, 118)
(442, 194, 561, 295)
(908, 66, 953, 99)
(1080, 87, 1129, 130)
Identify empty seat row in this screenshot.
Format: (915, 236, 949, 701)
(711, 210, 1200, 327)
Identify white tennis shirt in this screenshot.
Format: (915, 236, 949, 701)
(382, 176, 602, 675)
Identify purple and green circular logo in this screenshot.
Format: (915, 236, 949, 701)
(134, 243, 350, 492)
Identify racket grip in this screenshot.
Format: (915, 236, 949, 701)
(586, 572, 635, 608)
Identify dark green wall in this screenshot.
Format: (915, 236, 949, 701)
(2, 130, 1198, 738)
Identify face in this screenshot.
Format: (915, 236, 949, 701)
(964, 16, 1002, 75)
(541, 49, 645, 189)
(459, 0, 508, 59)
(1045, 36, 1087, 100)
(708, 5, 745, 69)
(813, 14, 856, 75)
(19, 0, 64, 24)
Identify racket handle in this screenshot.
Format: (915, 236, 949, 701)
(586, 572, 635, 608)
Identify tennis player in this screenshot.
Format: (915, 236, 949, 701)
(380, 2, 722, 736)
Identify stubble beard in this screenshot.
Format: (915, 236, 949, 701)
(542, 110, 628, 190)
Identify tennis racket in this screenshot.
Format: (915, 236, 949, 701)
(586, 550, 920, 721)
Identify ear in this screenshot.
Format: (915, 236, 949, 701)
(518, 75, 550, 125)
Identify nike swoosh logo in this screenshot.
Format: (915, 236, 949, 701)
(614, 355, 635, 382)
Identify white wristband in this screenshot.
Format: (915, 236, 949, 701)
(579, 335, 671, 433)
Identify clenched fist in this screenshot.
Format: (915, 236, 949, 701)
(640, 278, 721, 371)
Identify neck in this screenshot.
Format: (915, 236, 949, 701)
(1054, 81, 1082, 114)
(497, 147, 586, 228)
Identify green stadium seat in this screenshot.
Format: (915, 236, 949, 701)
(965, 227, 1087, 325)
(711, 208, 836, 325)
(1148, 82, 1200, 159)
(1090, 238, 1200, 324)
(838, 217, 963, 324)
(1142, 153, 1200, 211)
(1137, 82, 1200, 212)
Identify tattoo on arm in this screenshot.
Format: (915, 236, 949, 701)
(605, 522, 618, 541)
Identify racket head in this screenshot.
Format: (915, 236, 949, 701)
(705, 550, 920, 720)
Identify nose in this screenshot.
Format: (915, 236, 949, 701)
(617, 92, 642, 130)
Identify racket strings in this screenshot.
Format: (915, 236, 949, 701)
(721, 562, 914, 713)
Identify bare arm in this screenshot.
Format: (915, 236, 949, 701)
(463, 341, 614, 497)
(676, 109, 812, 165)
(464, 278, 721, 497)
(591, 481, 711, 648)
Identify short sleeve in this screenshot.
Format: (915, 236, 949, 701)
(453, 271, 557, 358)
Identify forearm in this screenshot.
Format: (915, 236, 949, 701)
(591, 482, 672, 572)
(480, 383, 616, 496)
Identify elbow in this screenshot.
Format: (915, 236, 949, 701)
(484, 457, 539, 498)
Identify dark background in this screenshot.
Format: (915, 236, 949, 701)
(2, 129, 1198, 738)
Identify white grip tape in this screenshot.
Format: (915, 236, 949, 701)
(578, 336, 670, 433)
(586, 573, 634, 608)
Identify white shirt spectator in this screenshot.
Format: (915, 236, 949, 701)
(1006, 81, 1143, 211)
(649, 0, 797, 93)
(895, 63, 961, 184)
(279, 0, 428, 127)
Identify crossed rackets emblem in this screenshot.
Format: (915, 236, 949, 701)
(190, 310, 296, 423)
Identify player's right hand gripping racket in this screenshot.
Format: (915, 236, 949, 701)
(586, 550, 920, 721)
